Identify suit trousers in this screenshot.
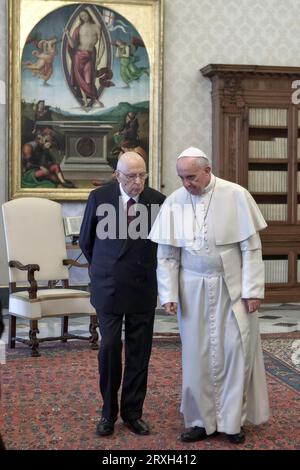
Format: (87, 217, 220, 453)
(0, 434, 5, 450)
(97, 309, 155, 421)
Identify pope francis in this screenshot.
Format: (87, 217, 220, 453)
(149, 147, 269, 444)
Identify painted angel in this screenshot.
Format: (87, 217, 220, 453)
(22, 38, 57, 85)
(114, 37, 149, 87)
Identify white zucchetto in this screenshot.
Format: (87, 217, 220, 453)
(177, 147, 211, 163)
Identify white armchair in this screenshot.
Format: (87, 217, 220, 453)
(2, 197, 98, 356)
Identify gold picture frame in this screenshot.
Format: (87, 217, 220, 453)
(9, 0, 164, 200)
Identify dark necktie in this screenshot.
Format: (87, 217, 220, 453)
(127, 198, 136, 225)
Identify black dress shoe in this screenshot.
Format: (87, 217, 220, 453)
(96, 417, 115, 436)
(61, 180, 76, 188)
(227, 427, 246, 444)
(181, 427, 219, 442)
(123, 418, 150, 435)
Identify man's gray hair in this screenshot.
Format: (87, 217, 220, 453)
(195, 156, 211, 168)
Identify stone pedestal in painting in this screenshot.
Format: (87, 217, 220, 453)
(36, 120, 116, 182)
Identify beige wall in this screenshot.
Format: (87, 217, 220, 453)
(1, 0, 300, 284)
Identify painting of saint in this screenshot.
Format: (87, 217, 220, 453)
(20, 3, 150, 191)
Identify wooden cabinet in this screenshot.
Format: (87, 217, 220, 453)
(201, 64, 300, 303)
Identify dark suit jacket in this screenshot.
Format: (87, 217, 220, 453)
(79, 182, 165, 314)
(0, 300, 4, 338)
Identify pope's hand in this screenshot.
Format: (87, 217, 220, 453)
(163, 302, 177, 316)
(244, 298, 261, 314)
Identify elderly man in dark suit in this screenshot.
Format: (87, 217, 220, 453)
(79, 152, 165, 437)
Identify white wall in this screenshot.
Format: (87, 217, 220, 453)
(1, 0, 300, 285)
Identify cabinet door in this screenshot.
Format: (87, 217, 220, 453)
(297, 109, 300, 223)
(247, 106, 289, 224)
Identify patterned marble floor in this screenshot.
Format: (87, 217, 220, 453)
(1, 303, 300, 344)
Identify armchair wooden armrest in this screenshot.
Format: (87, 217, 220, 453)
(8, 260, 40, 299)
(63, 259, 89, 268)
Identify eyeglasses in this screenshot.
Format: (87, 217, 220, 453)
(118, 171, 149, 182)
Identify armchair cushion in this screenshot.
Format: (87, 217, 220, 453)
(9, 288, 95, 320)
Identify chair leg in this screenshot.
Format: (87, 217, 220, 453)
(8, 315, 16, 349)
(61, 316, 69, 342)
(89, 315, 99, 350)
(29, 320, 40, 357)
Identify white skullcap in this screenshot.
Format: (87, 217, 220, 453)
(177, 147, 211, 163)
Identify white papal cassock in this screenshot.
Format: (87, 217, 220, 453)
(149, 175, 269, 434)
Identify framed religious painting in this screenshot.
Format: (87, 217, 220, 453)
(8, 0, 164, 200)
